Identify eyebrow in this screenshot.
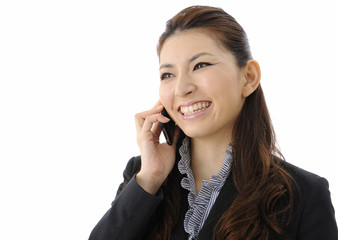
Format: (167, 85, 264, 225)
(159, 52, 213, 70)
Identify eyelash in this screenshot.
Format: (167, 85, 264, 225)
(193, 62, 212, 70)
(160, 73, 174, 80)
(160, 62, 212, 81)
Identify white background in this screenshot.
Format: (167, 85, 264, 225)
(0, 0, 337, 239)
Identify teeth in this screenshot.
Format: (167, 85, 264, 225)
(180, 102, 211, 116)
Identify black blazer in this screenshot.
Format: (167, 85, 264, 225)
(89, 156, 338, 239)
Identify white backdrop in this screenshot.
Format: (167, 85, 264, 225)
(0, 0, 337, 239)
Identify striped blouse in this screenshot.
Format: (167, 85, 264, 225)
(177, 137, 233, 240)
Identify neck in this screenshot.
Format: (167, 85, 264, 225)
(190, 131, 232, 193)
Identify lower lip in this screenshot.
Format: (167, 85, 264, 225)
(180, 104, 212, 120)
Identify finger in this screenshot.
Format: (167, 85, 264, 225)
(152, 99, 162, 108)
(135, 104, 164, 123)
(141, 114, 170, 136)
(152, 121, 162, 139)
(136, 100, 164, 125)
(135, 105, 164, 134)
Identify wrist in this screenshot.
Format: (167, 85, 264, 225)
(135, 171, 165, 195)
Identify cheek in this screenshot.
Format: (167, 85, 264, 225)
(200, 72, 235, 94)
(159, 83, 173, 108)
(201, 72, 243, 105)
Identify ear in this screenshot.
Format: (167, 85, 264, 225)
(242, 60, 261, 97)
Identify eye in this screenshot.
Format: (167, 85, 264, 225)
(160, 72, 174, 81)
(193, 62, 212, 70)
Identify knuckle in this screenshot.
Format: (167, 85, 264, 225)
(144, 115, 152, 122)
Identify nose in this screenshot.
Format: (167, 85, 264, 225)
(175, 73, 196, 97)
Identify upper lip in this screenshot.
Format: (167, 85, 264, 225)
(177, 100, 212, 111)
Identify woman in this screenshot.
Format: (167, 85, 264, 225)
(89, 5, 337, 240)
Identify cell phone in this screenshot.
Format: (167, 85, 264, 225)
(160, 108, 175, 145)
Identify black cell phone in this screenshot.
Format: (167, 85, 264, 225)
(160, 108, 175, 145)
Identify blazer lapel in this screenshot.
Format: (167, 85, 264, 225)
(197, 172, 238, 239)
(170, 186, 189, 239)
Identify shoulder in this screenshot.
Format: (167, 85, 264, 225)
(278, 160, 331, 206)
(278, 160, 329, 192)
(278, 160, 338, 238)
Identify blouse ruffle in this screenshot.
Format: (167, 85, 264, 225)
(178, 137, 233, 239)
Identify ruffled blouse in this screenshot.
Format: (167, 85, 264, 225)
(177, 137, 233, 240)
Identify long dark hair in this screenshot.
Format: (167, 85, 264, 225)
(144, 5, 295, 240)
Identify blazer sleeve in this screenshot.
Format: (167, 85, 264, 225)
(297, 176, 338, 239)
(88, 156, 164, 240)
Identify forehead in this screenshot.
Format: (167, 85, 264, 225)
(159, 29, 228, 64)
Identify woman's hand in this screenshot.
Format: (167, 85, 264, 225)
(134, 101, 179, 195)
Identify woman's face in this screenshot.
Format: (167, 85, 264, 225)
(159, 29, 246, 140)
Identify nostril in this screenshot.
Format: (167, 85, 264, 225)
(174, 76, 196, 97)
(175, 88, 194, 97)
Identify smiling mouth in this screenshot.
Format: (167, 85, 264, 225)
(179, 101, 211, 116)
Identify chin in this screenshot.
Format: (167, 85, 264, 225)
(180, 126, 210, 139)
